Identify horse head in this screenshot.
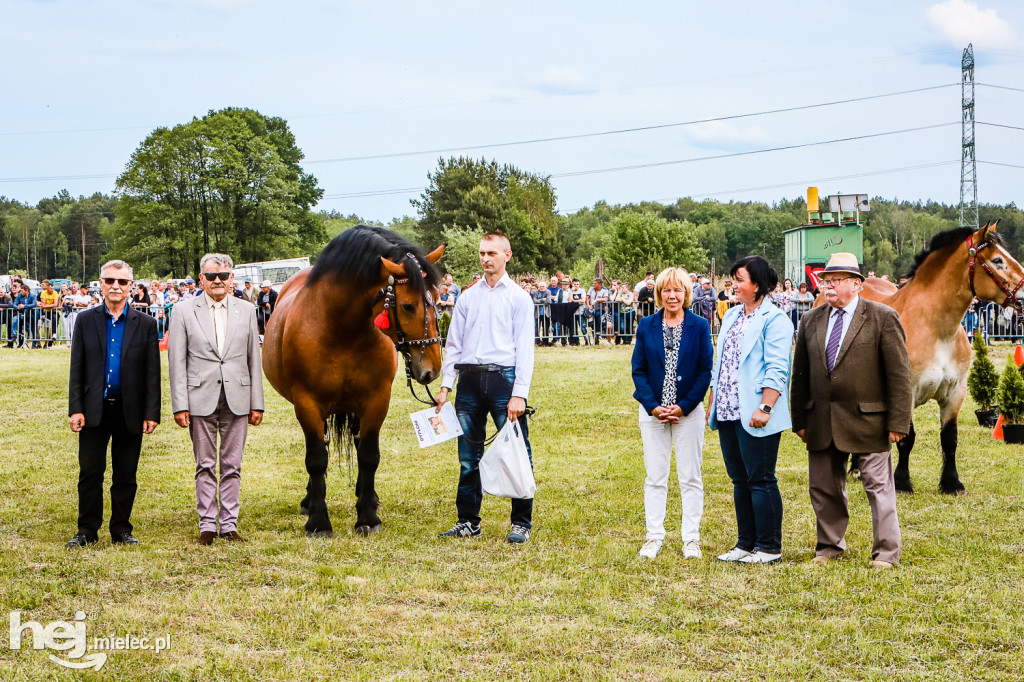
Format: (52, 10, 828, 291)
(968, 221, 1024, 311)
(378, 244, 446, 384)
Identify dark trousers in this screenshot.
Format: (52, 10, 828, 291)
(454, 368, 534, 529)
(76, 400, 143, 540)
(717, 420, 783, 553)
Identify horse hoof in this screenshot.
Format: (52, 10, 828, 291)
(941, 486, 967, 496)
(355, 524, 382, 537)
(300, 506, 310, 516)
(849, 468, 862, 481)
(305, 529, 333, 538)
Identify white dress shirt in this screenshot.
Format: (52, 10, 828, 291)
(208, 297, 228, 355)
(824, 294, 859, 352)
(441, 272, 535, 399)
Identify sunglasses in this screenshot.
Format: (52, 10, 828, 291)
(202, 272, 232, 282)
(102, 278, 130, 286)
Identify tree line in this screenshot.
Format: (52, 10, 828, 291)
(3, 109, 1023, 284)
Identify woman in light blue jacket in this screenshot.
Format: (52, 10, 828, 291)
(707, 256, 793, 565)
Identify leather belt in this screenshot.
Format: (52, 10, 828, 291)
(454, 363, 511, 373)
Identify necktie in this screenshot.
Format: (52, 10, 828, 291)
(211, 302, 225, 354)
(825, 308, 844, 371)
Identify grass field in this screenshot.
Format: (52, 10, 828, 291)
(1, 345, 1023, 680)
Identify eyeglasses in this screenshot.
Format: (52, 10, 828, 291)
(102, 278, 130, 286)
(820, 276, 854, 285)
(202, 272, 232, 282)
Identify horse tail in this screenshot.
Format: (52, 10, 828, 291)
(326, 412, 359, 471)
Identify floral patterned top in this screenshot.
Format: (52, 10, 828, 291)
(661, 320, 683, 406)
(715, 308, 756, 421)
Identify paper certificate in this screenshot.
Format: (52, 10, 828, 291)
(410, 402, 464, 448)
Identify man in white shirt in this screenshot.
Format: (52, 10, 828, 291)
(434, 233, 536, 544)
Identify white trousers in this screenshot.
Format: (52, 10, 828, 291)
(638, 403, 705, 542)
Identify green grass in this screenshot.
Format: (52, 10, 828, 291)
(1, 345, 1023, 680)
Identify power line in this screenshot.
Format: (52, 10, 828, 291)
(978, 121, 1024, 132)
(554, 161, 960, 212)
(305, 84, 959, 164)
(0, 173, 117, 184)
(550, 123, 958, 178)
(317, 124, 959, 201)
(685, 161, 960, 200)
(977, 82, 1024, 94)
(979, 160, 1024, 170)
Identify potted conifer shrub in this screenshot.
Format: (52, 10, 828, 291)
(997, 353, 1024, 444)
(968, 334, 999, 427)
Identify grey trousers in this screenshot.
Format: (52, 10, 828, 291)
(189, 391, 248, 533)
(808, 443, 902, 563)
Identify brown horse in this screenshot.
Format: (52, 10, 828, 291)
(846, 222, 1024, 494)
(262, 226, 444, 536)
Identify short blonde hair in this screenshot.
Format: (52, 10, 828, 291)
(654, 267, 694, 308)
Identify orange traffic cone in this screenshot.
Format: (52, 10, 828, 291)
(993, 413, 1005, 441)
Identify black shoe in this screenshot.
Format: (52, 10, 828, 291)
(438, 521, 481, 538)
(111, 532, 139, 545)
(506, 524, 531, 544)
(65, 533, 98, 548)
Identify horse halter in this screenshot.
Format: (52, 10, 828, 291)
(378, 253, 442, 406)
(967, 233, 1024, 313)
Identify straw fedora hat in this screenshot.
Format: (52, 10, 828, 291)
(822, 252, 864, 280)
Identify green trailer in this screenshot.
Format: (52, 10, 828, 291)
(784, 189, 865, 286)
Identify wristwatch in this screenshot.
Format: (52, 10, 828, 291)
(758, 404, 773, 414)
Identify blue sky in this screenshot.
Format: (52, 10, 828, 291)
(2, 0, 1024, 222)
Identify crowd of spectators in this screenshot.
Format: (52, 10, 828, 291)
(7, 265, 1018, 349)
(0, 273, 284, 348)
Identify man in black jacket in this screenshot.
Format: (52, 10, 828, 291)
(256, 279, 278, 335)
(66, 260, 161, 548)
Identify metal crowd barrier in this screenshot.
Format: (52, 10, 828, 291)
(965, 302, 1024, 344)
(0, 303, 174, 348)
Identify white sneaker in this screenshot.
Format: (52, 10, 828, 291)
(717, 546, 753, 562)
(682, 540, 702, 559)
(638, 539, 662, 559)
(738, 551, 782, 564)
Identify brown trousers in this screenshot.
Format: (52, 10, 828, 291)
(808, 443, 901, 563)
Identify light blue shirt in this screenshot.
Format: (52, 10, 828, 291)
(824, 294, 860, 352)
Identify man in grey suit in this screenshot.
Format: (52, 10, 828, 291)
(791, 252, 912, 569)
(169, 253, 265, 545)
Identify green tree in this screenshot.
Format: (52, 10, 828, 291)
(602, 211, 708, 281)
(111, 107, 325, 277)
(968, 333, 999, 411)
(440, 225, 485, 283)
(412, 157, 556, 273)
(997, 354, 1024, 424)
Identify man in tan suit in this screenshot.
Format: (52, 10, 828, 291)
(791, 253, 912, 568)
(169, 253, 265, 545)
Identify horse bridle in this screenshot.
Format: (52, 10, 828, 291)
(967, 233, 1024, 312)
(379, 253, 443, 406)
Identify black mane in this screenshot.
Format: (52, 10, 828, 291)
(905, 225, 1001, 279)
(308, 225, 440, 297)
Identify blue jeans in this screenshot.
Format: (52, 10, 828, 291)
(454, 367, 534, 528)
(717, 420, 783, 553)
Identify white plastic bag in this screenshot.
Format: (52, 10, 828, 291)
(479, 419, 536, 499)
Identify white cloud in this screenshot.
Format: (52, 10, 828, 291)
(927, 0, 1017, 49)
(534, 66, 589, 94)
(687, 120, 771, 149)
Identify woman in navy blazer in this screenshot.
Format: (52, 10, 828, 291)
(631, 268, 714, 560)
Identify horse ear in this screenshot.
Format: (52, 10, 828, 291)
(380, 257, 405, 280)
(424, 244, 445, 264)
